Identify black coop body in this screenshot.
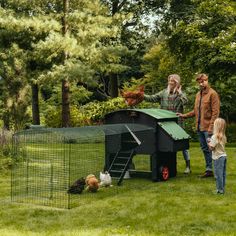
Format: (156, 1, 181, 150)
(104, 108, 190, 182)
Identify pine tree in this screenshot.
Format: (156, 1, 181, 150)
(0, 0, 127, 128)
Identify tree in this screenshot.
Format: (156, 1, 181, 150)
(0, 1, 63, 127)
(167, 0, 236, 119)
(147, 0, 236, 121)
(0, 0, 127, 128)
(99, 0, 166, 97)
(61, 0, 70, 127)
(0, 44, 30, 130)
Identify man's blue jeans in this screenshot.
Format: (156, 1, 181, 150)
(214, 156, 227, 193)
(198, 131, 212, 171)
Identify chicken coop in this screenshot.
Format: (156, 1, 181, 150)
(11, 124, 152, 209)
(104, 108, 190, 183)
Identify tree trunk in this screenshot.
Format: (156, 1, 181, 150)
(109, 74, 118, 98)
(62, 79, 70, 127)
(61, 0, 70, 127)
(107, 0, 126, 98)
(31, 83, 40, 125)
(112, 0, 119, 15)
(2, 112, 10, 130)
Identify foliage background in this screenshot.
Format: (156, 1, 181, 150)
(0, 0, 235, 140)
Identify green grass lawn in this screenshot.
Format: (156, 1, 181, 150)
(1, 143, 236, 236)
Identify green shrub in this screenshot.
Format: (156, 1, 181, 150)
(183, 118, 198, 142)
(0, 129, 13, 157)
(226, 123, 236, 143)
(0, 129, 14, 171)
(181, 121, 236, 143)
(43, 106, 62, 128)
(43, 96, 235, 145)
(0, 156, 14, 171)
(44, 97, 128, 127)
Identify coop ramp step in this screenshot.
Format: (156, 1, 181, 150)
(108, 149, 135, 185)
(107, 124, 141, 185)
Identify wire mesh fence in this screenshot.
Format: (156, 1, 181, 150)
(11, 127, 107, 208)
(11, 125, 153, 209)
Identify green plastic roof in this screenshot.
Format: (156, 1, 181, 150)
(128, 108, 177, 120)
(158, 121, 190, 140)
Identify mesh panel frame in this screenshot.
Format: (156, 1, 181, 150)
(11, 124, 154, 209)
(11, 127, 106, 209)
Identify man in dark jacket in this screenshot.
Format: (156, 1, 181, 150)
(177, 73, 220, 177)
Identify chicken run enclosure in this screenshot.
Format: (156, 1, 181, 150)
(11, 109, 190, 209)
(11, 124, 154, 209)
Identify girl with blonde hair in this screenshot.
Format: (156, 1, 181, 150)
(208, 118, 227, 194)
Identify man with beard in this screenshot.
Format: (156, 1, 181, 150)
(177, 73, 220, 178)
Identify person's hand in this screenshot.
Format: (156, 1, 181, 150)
(176, 112, 184, 118)
(208, 142, 212, 150)
(208, 133, 212, 138)
(208, 140, 214, 150)
(176, 85, 182, 94)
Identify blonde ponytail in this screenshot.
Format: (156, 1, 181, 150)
(213, 118, 227, 145)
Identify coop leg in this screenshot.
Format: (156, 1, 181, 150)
(151, 154, 158, 181)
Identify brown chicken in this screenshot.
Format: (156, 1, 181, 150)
(121, 85, 144, 106)
(85, 174, 99, 192)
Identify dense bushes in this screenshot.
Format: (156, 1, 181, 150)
(0, 129, 14, 171)
(183, 121, 236, 143)
(44, 97, 128, 127)
(226, 123, 236, 143)
(43, 97, 236, 143)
